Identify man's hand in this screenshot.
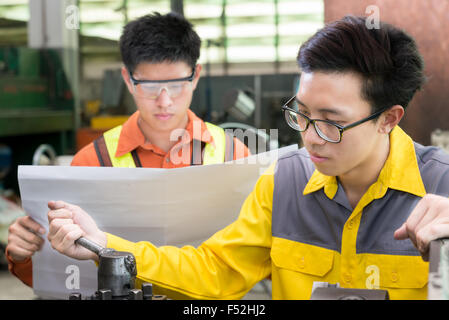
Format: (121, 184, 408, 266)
(6, 216, 45, 262)
(47, 200, 107, 262)
(394, 194, 449, 261)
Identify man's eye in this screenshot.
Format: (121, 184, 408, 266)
(142, 84, 159, 90)
(169, 84, 183, 89)
(327, 119, 345, 125)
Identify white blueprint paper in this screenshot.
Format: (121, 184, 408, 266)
(18, 145, 297, 299)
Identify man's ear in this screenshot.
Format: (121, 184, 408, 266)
(379, 105, 404, 134)
(121, 66, 134, 95)
(191, 64, 202, 91)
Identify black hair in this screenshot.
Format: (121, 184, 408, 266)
(119, 12, 201, 73)
(297, 15, 426, 112)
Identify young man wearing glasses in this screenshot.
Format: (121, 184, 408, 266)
(48, 16, 449, 300)
(6, 13, 249, 288)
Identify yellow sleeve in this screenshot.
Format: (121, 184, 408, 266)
(106, 161, 276, 300)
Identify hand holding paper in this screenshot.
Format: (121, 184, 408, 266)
(47, 200, 107, 262)
(7, 216, 45, 262)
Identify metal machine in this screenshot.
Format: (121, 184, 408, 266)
(428, 238, 449, 300)
(310, 286, 389, 300)
(0, 47, 75, 192)
(69, 237, 166, 300)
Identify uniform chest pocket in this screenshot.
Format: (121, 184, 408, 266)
(364, 254, 428, 289)
(270, 237, 334, 277)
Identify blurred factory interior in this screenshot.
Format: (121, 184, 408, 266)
(0, 0, 448, 299)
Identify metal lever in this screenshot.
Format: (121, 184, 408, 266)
(75, 237, 105, 256)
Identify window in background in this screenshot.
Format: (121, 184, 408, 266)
(0, 0, 28, 20)
(79, 0, 171, 65)
(0, 0, 323, 71)
(80, 0, 170, 41)
(0, 0, 28, 46)
(184, 0, 324, 65)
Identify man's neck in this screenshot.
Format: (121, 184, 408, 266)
(338, 135, 390, 209)
(138, 114, 189, 153)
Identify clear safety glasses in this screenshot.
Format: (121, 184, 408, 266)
(128, 68, 196, 100)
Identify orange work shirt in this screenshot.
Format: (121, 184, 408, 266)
(7, 109, 250, 287)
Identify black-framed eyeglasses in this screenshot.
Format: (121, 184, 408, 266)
(282, 95, 391, 143)
(128, 68, 196, 100)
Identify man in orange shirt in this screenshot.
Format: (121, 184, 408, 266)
(5, 12, 249, 288)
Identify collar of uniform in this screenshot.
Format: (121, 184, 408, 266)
(302, 126, 426, 199)
(183, 109, 214, 146)
(115, 109, 214, 157)
(115, 111, 145, 157)
(303, 170, 338, 199)
(376, 126, 426, 198)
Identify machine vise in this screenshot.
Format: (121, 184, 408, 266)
(69, 237, 166, 300)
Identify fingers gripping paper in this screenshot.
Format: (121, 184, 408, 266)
(18, 145, 297, 299)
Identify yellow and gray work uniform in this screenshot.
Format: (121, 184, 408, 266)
(105, 126, 449, 299)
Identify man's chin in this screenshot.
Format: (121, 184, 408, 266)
(313, 163, 339, 177)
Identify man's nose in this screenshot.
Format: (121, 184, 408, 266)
(302, 123, 326, 146)
(155, 88, 173, 107)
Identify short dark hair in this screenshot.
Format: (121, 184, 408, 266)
(297, 15, 426, 113)
(119, 12, 201, 73)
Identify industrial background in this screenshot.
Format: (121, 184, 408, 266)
(0, 0, 448, 300)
